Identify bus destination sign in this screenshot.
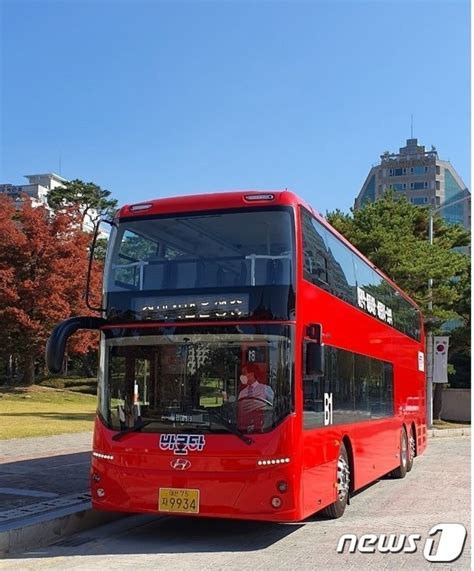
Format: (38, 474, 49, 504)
(133, 294, 250, 321)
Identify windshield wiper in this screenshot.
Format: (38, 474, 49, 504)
(112, 413, 254, 446)
(207, 410, 254, 445)
(112, 420, 157, 441)
(112, 417, 210, 441)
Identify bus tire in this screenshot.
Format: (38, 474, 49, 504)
(320, 443, 350, 519)
(390, 427, 408, 479)
(407, 425, 415, 472)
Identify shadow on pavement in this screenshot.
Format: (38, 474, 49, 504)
(0, 452, 91, 512)
(13, 513, 304, 558)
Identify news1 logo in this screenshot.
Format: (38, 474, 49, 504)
(424, 524, 467, 562)
(337, 523, 467, 562)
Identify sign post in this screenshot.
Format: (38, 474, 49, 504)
(426, 333, 433, 427)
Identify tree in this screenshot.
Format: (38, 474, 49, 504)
(327, 193, 470, 327)
(446, 261, 471, 388)
(0, 197, 102, 385)
(94, 237, 109, 262)
(47, 179, 117, 225)
(327, 193, 471, 417)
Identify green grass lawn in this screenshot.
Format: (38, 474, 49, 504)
(0, 386, 96, 439)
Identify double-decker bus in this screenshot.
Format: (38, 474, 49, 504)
(46, 190, 426, 522)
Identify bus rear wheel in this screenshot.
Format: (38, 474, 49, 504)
(320, 443, 350, 519)
(407, 425, 415, 472)
(390, 427, 408, 479)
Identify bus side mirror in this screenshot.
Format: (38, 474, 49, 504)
(305, 342, 325, 377)
(46, 316, 105, 373)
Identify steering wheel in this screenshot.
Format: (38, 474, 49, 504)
(238, 396, 274, 407)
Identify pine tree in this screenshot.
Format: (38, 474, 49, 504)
(47, 179, 117, 225)
(327, 193, 470, 327)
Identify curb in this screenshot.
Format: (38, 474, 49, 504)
(428, 427, 471, 438)
(0, 502, 125, 557)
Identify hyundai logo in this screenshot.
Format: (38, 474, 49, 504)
(171, 458, 191, 470)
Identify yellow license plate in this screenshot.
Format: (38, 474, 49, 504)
(158, 488, 200, 514)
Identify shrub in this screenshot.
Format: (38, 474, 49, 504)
(39, 376, 97, 394)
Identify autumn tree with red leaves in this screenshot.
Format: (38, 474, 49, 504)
(0, 196, 102, 385)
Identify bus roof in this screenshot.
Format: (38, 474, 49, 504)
(118, 190, 301, 218)
(117, 190, 421, 312)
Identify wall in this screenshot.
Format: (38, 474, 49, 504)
(441, 388, 471, 422)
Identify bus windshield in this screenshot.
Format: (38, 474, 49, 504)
(104, 208, 295, 322)
(99, 324, 294, 436)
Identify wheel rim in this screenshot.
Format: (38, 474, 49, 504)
(409, 432, 416, 461)
(337, 455, 350, 501)
(401, 432, 408, 467)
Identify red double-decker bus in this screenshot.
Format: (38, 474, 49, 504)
(47, 190, 427, 522)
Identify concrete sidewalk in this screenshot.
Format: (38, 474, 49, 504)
(0, 432, 123, 556)
(0, 432, 92, 515)
(428, 426, 471, 438)
(0, 432, 92, 463)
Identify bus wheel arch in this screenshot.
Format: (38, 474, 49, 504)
(320, 437, 352, 519)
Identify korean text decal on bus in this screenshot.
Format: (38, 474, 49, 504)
(46, 191, 426, 522)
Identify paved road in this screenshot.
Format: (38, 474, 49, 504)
(0, 432, 92, 464)
(1, 437, 470, 570)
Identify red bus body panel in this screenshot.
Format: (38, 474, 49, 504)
(92, 415, 303, 522)
(91, 190, 427, 522)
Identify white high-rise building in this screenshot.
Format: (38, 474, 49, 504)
(0, 173, 67, 209)
(0, 172, 103, 234)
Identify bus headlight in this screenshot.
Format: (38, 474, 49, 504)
(93, 451, 114, 461)
(257, 457, 290, 466)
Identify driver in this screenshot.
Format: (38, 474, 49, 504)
(238, 364, 274, 406)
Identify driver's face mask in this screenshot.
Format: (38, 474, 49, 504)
(240, 374, 248, 385)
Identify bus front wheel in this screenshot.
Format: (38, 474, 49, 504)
(389, 427, 408, 479)
(320, 443, 350, 519)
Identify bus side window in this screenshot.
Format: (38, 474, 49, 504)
(301, 209, 330, 289)
(304, 346, 394, 429)
(304, 249, 329, 286)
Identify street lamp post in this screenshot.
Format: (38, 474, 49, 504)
(426, 194, 470, 427)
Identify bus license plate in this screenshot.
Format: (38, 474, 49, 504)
(158, 488, 200, 513)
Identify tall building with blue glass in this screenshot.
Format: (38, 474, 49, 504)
(354, 138, 470, 229)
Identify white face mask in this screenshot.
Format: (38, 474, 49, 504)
(240, 374, 248, 385)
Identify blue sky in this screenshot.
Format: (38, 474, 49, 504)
(1, 0, 470, 214)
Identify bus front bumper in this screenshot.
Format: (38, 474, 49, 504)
(90, 459, 301, 522)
